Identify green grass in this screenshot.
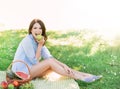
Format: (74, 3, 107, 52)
(0, 29, 120, 89)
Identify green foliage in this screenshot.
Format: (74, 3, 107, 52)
(0, 29, 27, 69)
(0, 29, 120, 89)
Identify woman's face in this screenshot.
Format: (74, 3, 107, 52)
(31, 22, 42, 38)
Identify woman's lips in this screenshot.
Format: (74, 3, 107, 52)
(35, 33, 40, 36)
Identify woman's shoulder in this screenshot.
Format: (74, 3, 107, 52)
(22, 34, 32, 41)
(20, 35, 31, 44)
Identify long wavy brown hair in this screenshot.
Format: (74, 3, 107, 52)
(28, 19, 47, 42)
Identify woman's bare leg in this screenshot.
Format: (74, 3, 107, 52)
(51, 58, 96, 79)
(30, 59, 95, 81)
(30, 59, 79, 79)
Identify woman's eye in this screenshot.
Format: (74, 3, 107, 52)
(33, 27, 41, 29)
(33, 27, 37, 29)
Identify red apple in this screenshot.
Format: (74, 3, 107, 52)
(1, 81, 8, 89)
(13, 80, 19, 87)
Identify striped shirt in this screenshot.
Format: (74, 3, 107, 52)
(12, 34, 53, 74)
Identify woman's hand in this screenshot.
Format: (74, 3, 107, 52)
(52, 58, 74, 76)
(63, 64, 74, 75)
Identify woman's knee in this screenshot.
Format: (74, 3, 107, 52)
(44, 59, 55, 64)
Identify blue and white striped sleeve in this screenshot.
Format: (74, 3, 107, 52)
(41, 46, 53, 59)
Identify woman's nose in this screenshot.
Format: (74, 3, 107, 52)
(37, 30, 41, 34)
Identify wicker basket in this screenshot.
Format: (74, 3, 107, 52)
(6, 60, 32, 85)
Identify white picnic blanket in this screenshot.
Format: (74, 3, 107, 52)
(0, 71, 80, 89)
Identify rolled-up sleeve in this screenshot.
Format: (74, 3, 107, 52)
(41, 46, 53, 59)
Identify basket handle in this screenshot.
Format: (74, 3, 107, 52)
(7, 60, 31, 77)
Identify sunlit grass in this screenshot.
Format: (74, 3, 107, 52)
(0, 29, 120, 89)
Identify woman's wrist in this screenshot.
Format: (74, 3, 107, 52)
(38, 44, 43, 48)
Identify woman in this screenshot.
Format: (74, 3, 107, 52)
(12, 19, 102, 83)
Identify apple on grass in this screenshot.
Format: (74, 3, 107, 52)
(8, 84, 14, 89)
(1, 81, 8, 89)
(13, 80, 19, 87)
(0, 85, 2, 89)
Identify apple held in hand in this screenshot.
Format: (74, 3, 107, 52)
(36, 35, 43, 41)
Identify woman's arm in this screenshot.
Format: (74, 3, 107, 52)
(35, 37, 45, 60)
(35, 44, 42, 60)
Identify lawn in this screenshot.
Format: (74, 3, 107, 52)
(0, 29, 120, 89)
